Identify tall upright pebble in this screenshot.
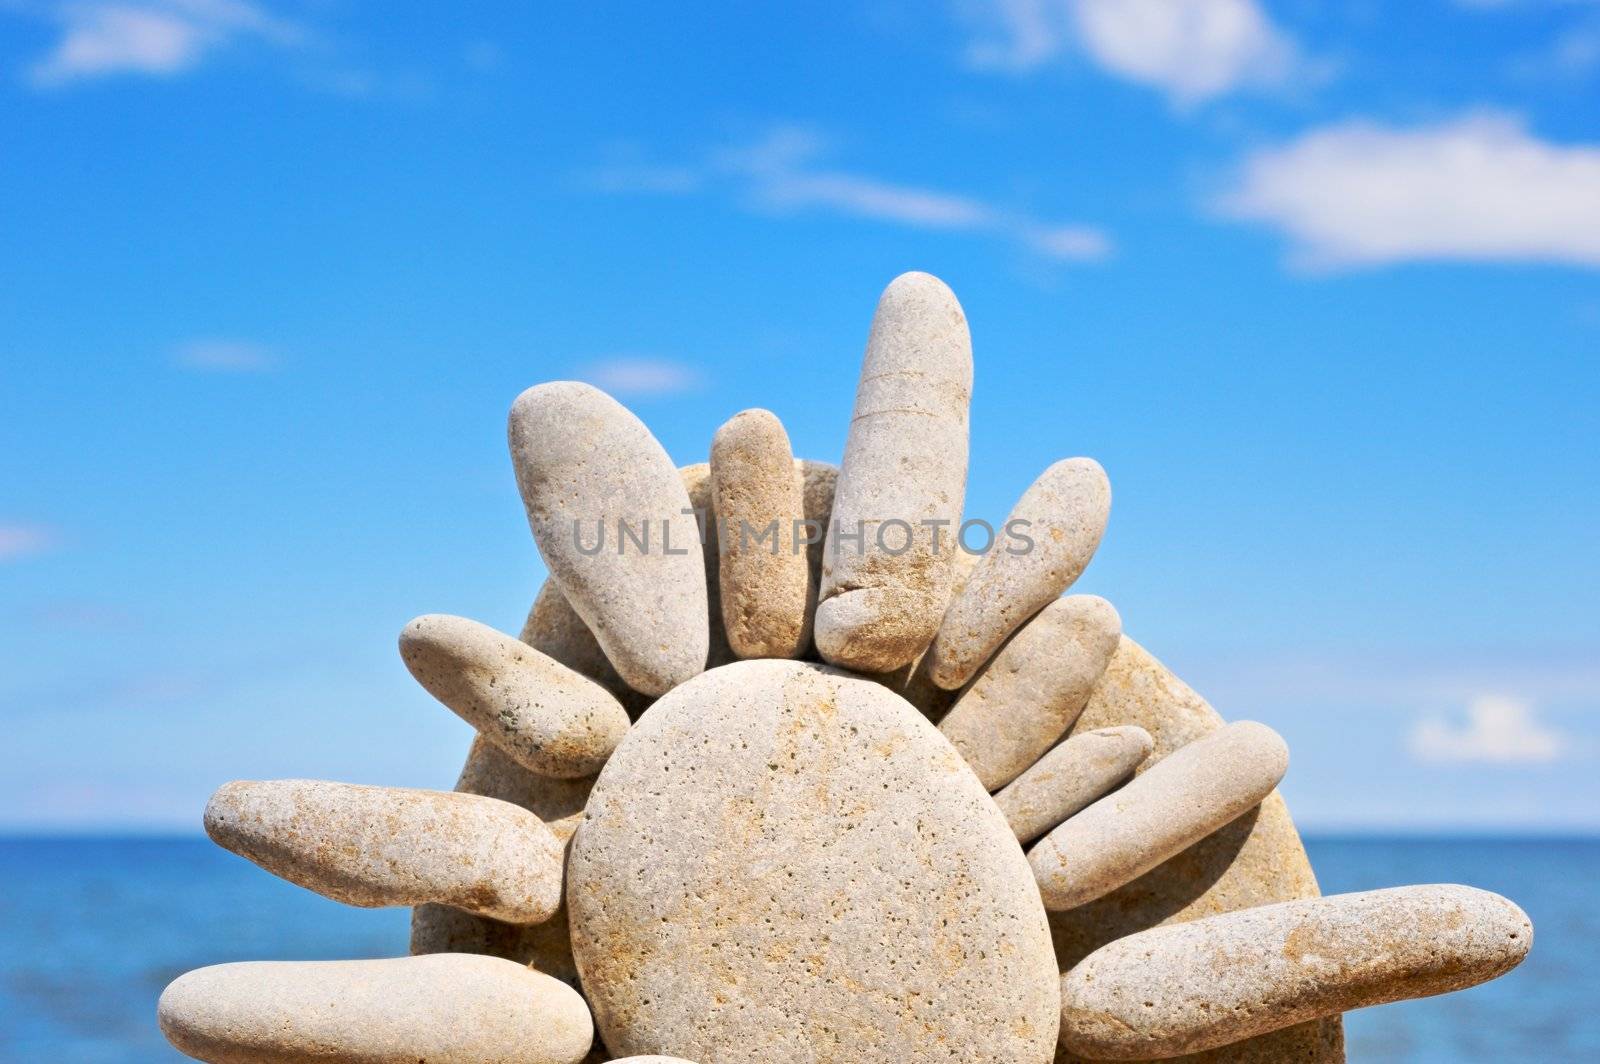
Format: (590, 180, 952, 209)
(400, 614, 630, 779)
(509, 381, 708, 696)
(939, 594, 1121, 790)
(995, 725, 1151, 844)
(205, 779, 564, 924)
(711, 409, 812, 658)
(928, 458, 1110, 690)
(816, 272, 972, 673)
(1058, 885, 1532, 1059)
(158, 953, 593, 1064)
(1030, 721, 1288, 911)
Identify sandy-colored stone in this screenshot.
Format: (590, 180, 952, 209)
(680, 462, 736, 670)
(401, 614, 630, 779)
(608, 1059, 700, 1064)
(816, 272, 972, 673)
(509, 381, 708, 695)
(796, 458, 838, 606)
(206, 779, 563, 924)
(1060, 885, 1532, 1059)
(1031, 720, 1288, 911)
(711, 409, 812, 658)
(995, 725, 1152, 844)
(939, 595, 1121, 790)
(158, 953, 593, 1064)
(1049, 636, 1339, 1064)
(928, 459, 1111, 689)
(521, 578, 653, 719)
(568, 659, 1059, 1064)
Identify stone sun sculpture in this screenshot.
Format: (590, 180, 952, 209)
(158, 273, 1533, 1064)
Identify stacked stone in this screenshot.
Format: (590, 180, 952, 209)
(158, 273, 1532, 1064)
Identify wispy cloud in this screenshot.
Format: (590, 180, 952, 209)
(587, 125, 1111, 262)
(172, 338, 279, 372)
(1213, 112, 1600, 270)
(577, 357, 702, 398)
(0, 523, 58, 562)
(1410, 695, 1571, 764)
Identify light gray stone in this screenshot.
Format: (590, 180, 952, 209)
(520, 578, 653, 719)
(816, 272, 972, 673)
(1059, 885, 1532, 1059)
(680, 462, 736, 670)
(939, 595, 1121, 790)
(509, 381, 708, 695)
(711, 409, 812, 659)
(400, 614, 630, 779)
(206, 779, 563, 924)
(928, 458, 1111, 690)
(1031, 720, 1288, 911)
(567, 659, 1059, 1064)
(158, 953, 593, 1064)
(995, 725, 1152, 844)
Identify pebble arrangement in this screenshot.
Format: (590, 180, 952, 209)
(158, 272, 1533, 1064)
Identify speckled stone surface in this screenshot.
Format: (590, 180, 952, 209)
(1030, 720, 1288, 911)
(400, 613, 630, 779)
(1049, 636, 1341, 1064)
(711, 409, 812, 659)
(206, 779, 563, 924)
(928, 458, 1111, 690)
(939, 594, 1122, 790)
(1059, 885, 1532, 1059)
(509, 381, 708, 696)
(816, 272, 972, 673)
(158, 954, 594, 1064)
(995, 725, 1152, 844)
(567, 659, 1059, 1064)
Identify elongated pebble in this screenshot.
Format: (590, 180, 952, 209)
(929, 458, 1111, 689)
(1031, 720, 1287, 911)
(995, 725, 1151, 844)
(711, 409, 812, 658)
(940, 595, 1121, 789)
(521, 578, 653, 718)
(680, 463, 736, 669)
(816, 272, 972, 673)
(205, 779, 563, 924)
(509, 381, 708, 695)
(158, 953, 593, 1064)
(1059, 885, 1532, 1059)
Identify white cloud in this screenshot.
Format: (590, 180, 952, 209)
(578, 357, 701, 397)
(0, 523, 58, 561)
(1215, 112, 1600, 270)
(172, 338, 279, 372)
(962, 0, 1303, 104)
(1410, 695, 1570, 764)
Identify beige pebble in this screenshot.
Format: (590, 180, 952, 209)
(928, 458, 1111, 690)
(158, 953, 593, 1064)
(205, 779, 563, 924)
(796, 458, 838, 605)
(400, 614, 630, 779)
(608, 1059, 700, 1064)
(711, 409, 812, 658)
(995, 725, 1152, 844)
(816, 272, 972, 673)
(1059, 885, 1532, 1059)
(509, 381, 708, 695)
(939, 595, 1121, 789)
(1031, 720, 1288, 911)
(520, 578, 653, 719)
(679, 462, 736, 669)
(568, 659, 1059, 1064)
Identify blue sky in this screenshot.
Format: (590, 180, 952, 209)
(2, 0, 1596, 833)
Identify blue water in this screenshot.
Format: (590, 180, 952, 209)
(1, 837, 1594, 1062)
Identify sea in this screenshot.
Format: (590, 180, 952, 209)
(1, 836, 1595, 1062)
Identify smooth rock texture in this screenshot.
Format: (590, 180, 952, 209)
(401, 613, 630, 779)
(521, 578, 653, 719)
(1049, 636, 1340, 1064)
(680, 462, 736, 670)
(928, 458, 1111, 689)
(995, 725, 1152, 844)
(816, 272, 972, 673)
(797, 458, 838, 610)
(158, 953, 593, 1064)
(1031, 720, 1288, 911)
(509, 381, 708, 696)
(206, 779, 563, 924)
(711, 409, 812, 659)
(567, 659, 1059, 1064)
(939, 595, 1121, 790)
(1059, 885, 1532, 1059)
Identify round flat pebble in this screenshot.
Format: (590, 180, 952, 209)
(1059, 885, 1532, 1059)
(206, 779, 563, 924)
(158, 953, 593, 1064)
(994, 725, 1151, 844)
(567, 659, 1059, 1064)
